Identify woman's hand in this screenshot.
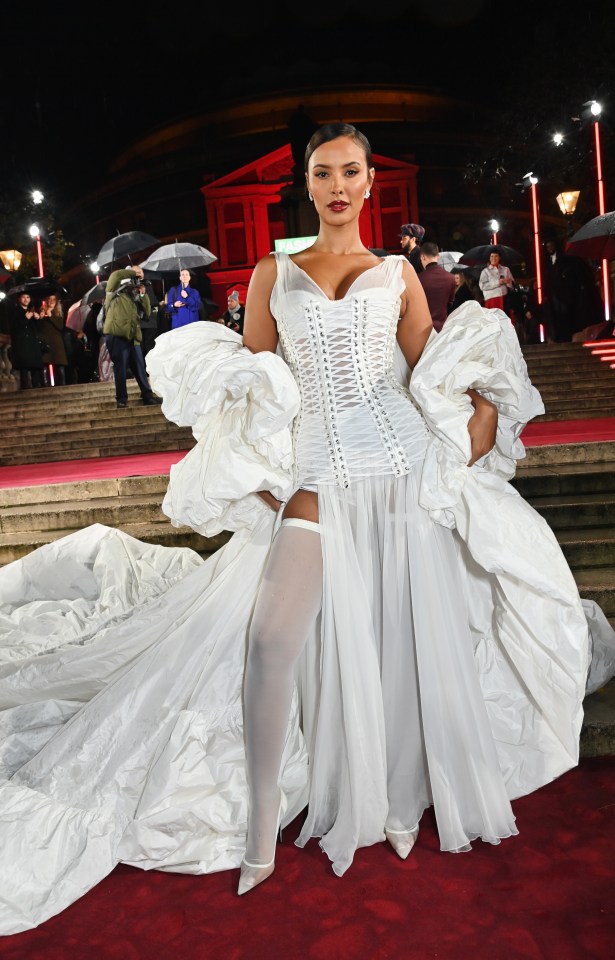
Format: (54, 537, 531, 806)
(466, 390, 498, 466)
(257, 490, 282, 512)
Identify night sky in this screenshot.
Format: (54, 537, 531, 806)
(1, 2, 613, 207)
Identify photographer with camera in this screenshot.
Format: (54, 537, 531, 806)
(103, 265, 162, 409)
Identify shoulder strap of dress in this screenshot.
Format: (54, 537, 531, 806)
(271, 251, 290, 285)
(380, 254, 406, 295)
(269, 251, 288, 318)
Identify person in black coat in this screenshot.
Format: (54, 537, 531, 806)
(448, 268, 476, 312)
(542, 238, 603, 341)
(400, 223, 425, 275)
(223, 290, 245, 334)
(418, 242, 456, 332)
(6, 292, 46, 389)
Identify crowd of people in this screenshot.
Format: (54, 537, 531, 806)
(396, 225, 607, 343)
(0, 206, 607, 395)
(0, 268, 249, 399)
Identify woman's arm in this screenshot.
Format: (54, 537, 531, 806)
(242, 255, 283, 510)
(242, 255, 279, 354)
(466, 388, 498, 466)
(185, 288, 201, 310)
(396, 259, 434, 369)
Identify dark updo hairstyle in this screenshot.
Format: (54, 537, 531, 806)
(304, 123, 373, 173)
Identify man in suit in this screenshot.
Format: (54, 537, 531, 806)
(418, 242, 456, 332)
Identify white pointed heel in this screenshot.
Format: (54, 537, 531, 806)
(238, 791, 288, 896)
(385, 824, 419, 861)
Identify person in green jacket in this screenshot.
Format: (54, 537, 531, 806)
(103, 265, 161, 408)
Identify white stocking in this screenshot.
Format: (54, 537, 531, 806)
(243, 519, 322, 864)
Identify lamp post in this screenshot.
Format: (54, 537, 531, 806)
(91, 261, 101, 284)
(524, 173, 542, 306)
(29, 225, 44, 277)
(489, 219, 499, 245)
(587, 101, 610, 321)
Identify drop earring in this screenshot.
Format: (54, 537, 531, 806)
(364, 189, 371, 199)
(308, 192, 314, 202)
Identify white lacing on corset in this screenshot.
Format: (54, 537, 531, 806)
(351, 295, 411, 479)
(308, 300, 350, 488)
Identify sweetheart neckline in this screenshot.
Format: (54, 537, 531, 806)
(286, 255, 390, 303)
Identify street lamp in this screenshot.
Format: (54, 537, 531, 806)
(585, 100, 610, 321)
(0, 249, 22, 271)
(555, 191, 580, 217)
(489, 219, 499, 245)
(556, 190, 580, 237)
(31, 190, 44, 205)
(90, 261, 101, 284)
(523, 172, 543, 305)
(29, 225, 44, 277)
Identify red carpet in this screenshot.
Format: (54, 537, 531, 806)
(2, 419, 615, 489)
(521, 417, 615, 446)
(0, 757, 613, 960)
(0, 451, 187, 489)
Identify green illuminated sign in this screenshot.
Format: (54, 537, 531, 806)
(275, 236, 317, 254)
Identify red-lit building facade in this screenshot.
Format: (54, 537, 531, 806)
(64, 85, 570, 309)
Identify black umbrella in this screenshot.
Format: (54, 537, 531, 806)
(96, 231, 160, 269)
(459, 244, 525, 267)
(82, 281, 107, 305)
(8, 278, 68, 299)
(566, 212, 615, 261)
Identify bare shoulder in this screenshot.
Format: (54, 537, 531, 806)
(250, 253, 278, 288)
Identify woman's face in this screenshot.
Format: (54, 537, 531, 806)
(306, 136, 374, 225)
(47, 295, 57, 307)
(179, 270, 191, 285)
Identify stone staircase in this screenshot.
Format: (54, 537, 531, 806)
(0, 343, 614, 755)
(0, 381, 196, 466)
(522, 341, 615, 421)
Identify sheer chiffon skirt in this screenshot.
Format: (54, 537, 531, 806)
(297, 464, 518, 875)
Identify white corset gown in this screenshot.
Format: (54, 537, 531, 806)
(0, 254, 614, 935)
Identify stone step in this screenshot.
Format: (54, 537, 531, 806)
(530, 492, 615, 530)
(536, 384, 615, 400)
(0, 475, 169, 508)
(573, 567, 615, 616)
(519, 442, 615, 468)
(534, 396, 615, 414)
(512, 461, 615, 497)
(0, 522, 230, 567)
(581, 680, 615, 759)
(0, 493, 171, 534)
(525, 362, 615, 376)
(0, 438, 194, 467)
(0, 418, 191, 452)
(4, 400, 169, 423)
(556, 528, 615, 567)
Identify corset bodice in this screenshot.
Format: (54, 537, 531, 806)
(270, 253, 430, 488)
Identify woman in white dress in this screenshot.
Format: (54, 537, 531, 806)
(0, 124, 613, 933)
(237, 123, 503, 894)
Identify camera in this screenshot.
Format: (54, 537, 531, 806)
(118, 277, 142, 301)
